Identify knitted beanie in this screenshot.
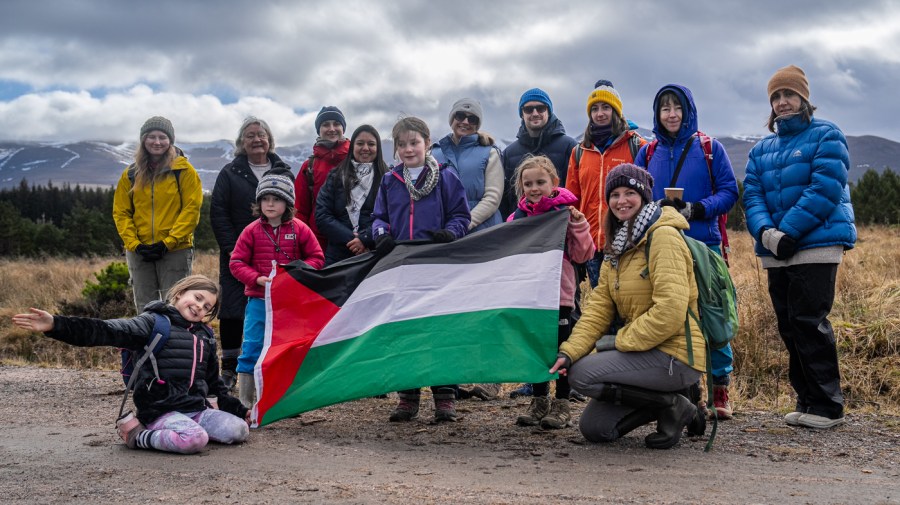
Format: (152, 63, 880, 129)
(256, 168, 296, 207)
(586, 80, 624, 119)
(605, 163, 654, 204)
(315, 106, 347, 132)
(140, 116, 174, 143)
(518, 88, 553, 114)
(767, 65, 810, 102)
(448, 98, 483, 126)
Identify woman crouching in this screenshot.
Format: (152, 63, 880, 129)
(550, 164, 705, 449)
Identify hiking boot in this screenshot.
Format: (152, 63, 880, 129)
(516, 396, 551, 426)
(711, 385, 733, 420)
(540, 398, 572, 429)
(433, 394, 458, 422)
(509, 383, 534, 398)
(221, 369, 237, 392)
(784, 411, 804, 426)
(389, 393, 420, 422)
(797, 413, 845, 429)
(469, 383, 501, 401)
(238, 373, 255, 409)
(685, 403, 707, 437)
(568, 390, 587, 402)
(645, 393, 695, 450)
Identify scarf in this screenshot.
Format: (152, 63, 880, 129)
(403, 155, 440, 201)
(607, 202, 661, 269)
(589, 123, 613, 151)
(315, 138, 338, 150)
(346, 161, 374, 230)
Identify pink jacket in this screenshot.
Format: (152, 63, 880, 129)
(230, 217, 325, 298)
(507, 188, 595, 307)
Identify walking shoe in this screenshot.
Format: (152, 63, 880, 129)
(568, 390, 587, 403)
(797, 413, 845, 429)
(433, 395, 458, 422)
(540, 398, 572, 429)
(516, 396, 551, 426)
(509, 383, 533, 398)
(710, 385, 733, 420)
(469, 383, 501, 401)
(389, 395, 420, 422)
(784, 411, 803, 426)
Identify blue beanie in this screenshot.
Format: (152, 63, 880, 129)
(518, 88, 552, 114)
(315, 106, 346, 132)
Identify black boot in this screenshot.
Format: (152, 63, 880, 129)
(682, 382, 707, 437)
(597, 384, 694, 450)
(614, 408, 658, 439)
(221, 357, 238, 392)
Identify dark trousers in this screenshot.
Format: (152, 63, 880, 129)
(532, 306, 573, 399)
(767, 263, 844, 418)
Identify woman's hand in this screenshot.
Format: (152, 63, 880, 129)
(549, 357, 568, 376)
(346, 237, 368, 256)
(568, 206, 585, 223)
(256, 276, 272, 286)
(245, 410, 253, 426)
(12, 308, 55, 332)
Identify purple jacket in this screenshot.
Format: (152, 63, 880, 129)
(372, 159, 471, 240)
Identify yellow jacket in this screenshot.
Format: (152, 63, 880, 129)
(112, 156, 203, 252)
(559, 206, 706, 372)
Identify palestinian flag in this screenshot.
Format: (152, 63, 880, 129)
(253, 209, 569, 426)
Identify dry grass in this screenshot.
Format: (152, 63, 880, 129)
(1, 229, 898, 414)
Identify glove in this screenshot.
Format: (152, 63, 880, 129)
(659, 198, 687, 210)
(761, 228, 797, 260)
(135, 244, 153, 259)
(684, 201, 705, 221)
(374, 234, 395, 257)
(427, 229, 456, 243)
(555, 352, 572, 370)
(595, 334, 617, 352)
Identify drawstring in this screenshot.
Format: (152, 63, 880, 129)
(668, 356, 675, 376)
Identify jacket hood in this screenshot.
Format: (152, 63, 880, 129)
(643, 205, 690, 242)
(515, 114, 568, 147)
(651, 84, 698, 146)
(312, 138, 351, 160)
(516, 187, 578, 216)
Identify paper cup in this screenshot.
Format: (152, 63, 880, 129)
(664, 187, 684, 200)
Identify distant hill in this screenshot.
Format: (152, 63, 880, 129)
(1, 133, 897, 190)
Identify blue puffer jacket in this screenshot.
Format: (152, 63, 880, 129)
(635, 84, 738, 246)
(371, 156, 471, 241)
(500, 114, 577, 217)
(743, 114, 856, 256)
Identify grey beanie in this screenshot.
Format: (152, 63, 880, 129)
(448, 98, 483, 127)
(256, 170, 296, 208)
(140, 116, 175, 143)
(605, 163, 654, 204)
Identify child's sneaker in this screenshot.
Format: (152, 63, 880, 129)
(469, 383, 501, 401)
(516, 396, 551, 426)
(115, 411, 140, 442)
(509, 383, 533, 398)
(540, 398, 571, 429)
(389, 394, 420, 422)
(433, 394, 458, 422)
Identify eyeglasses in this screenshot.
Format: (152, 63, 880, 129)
(453, 111, 480, 125)
(522, 104, 548, 115)
(243, 131, 269, 140)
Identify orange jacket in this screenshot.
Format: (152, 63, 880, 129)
(565, 130, 646, 250)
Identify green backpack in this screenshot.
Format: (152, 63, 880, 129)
(644, 228, 739, 452)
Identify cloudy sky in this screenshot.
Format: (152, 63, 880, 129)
(1, 0, 898, 147)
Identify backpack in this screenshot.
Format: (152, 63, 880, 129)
(117, 313, 171, 419)
(644, 228, 739, 451)
(643, 132, 731, 265)
(573, 131, 643, 167)
(126, 160, 183, 211)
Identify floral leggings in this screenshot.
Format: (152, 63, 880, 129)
(145, 408, 249, 454)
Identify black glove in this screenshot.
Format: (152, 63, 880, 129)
(775, 234, 798, 260)
(686, 201, 706, 221)
(427, 229, 456, 243)
(135, 244, 153, 259)
(659, 198, 687, 210)
(595, 334, 617, 352)
(142, 242, 168, 262)
(555, 352, 572, 371)
(374, 234, 395, 256)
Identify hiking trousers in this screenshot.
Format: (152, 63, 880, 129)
(126, 248, 193, 311)
(767, 262, 844, 419)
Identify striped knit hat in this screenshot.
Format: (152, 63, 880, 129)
(256, 168, 295, 207)
(587, 80, 624, 119)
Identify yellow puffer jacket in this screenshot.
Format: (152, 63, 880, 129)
(559, 206, 706, 372)
(112, 156, 203, 252)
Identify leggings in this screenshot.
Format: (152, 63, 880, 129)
(145, 408, 249, 454)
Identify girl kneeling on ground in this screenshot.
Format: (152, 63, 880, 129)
(12, 275, 250, 454)
(550, 164, 706, 449)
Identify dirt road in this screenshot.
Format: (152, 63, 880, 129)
(1, 366, 897, 504)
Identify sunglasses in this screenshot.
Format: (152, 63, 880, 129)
(453, 111, 480, 125)
(522, 104, 548, 115)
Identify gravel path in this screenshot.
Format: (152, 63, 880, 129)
(1, 365, 898, 504)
